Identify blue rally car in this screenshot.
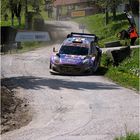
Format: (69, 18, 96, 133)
(50, 32, 102, 75)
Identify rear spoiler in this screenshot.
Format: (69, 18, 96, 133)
(68, 32, 99, 42)
(70, 32, 96, 37)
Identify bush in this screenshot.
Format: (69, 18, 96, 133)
(103, 48, 139, 91)
(74, 13, 130, 47)
(115, 133, 140, 140)
(101, 53, 113, 67)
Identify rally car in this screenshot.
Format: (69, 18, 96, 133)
(50, 32, 102, 75)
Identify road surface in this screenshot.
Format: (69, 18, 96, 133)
(1, 21, 139, 140)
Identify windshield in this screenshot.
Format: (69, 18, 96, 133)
(59, 45, 89, 55)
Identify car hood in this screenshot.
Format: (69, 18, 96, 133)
(59, 54, 86, 65)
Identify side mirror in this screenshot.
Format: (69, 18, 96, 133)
(95, 36, 99, 42)
(53, 47, 58, 52)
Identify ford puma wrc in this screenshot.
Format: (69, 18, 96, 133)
(50, 32, 102, 75)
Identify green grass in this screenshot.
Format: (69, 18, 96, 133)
(74, 13, 139, 91)
(41, 10, 49, 20)
(0, 9, 51, 53)
(103, 48, 139, 91)
(0, 9, 49, 28)
(74, 13, 130, 47)
(0, 13, 25, 29)
(115, 133, 140, 140)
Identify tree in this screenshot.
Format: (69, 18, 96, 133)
(94, 0, 111, 25)
(110, 0, 125, 20)
(129, 0, 139, 15)
(45, 0, 55, 18)
(1, 0, 24, 26)
(94, 0, 123, 24)
(1, 0, 45, 27)
(8, 0, 22, 26)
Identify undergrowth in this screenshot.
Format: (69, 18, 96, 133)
(74, 13, 131, 47)
(102, 48, 139, 91)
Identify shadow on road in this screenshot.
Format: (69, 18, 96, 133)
(93, 67, 108, 76)
(2, 76, 120, 91)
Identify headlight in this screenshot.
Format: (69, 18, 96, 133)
(83, 59, 89, 64)
(53, 55, 60, 64)
(91, 57, 95, 61)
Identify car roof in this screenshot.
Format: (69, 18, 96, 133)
(62, 36, 92, 48)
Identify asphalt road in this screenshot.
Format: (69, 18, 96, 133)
(1, 21, 139, 140)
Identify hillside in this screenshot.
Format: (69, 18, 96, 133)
(105, 48, 139, 91)
(74, 13, 132, 47)
(74, 14, 139, 90)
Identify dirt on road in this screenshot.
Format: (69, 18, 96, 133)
(1, 85, 32, 134)
(1, 21, 139, 140)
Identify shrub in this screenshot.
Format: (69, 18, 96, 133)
(115, 132, 140, 140)
(101, 53, 113, 67)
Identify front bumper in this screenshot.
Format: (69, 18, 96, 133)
(50, 63, 92, 74)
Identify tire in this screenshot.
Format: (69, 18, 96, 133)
(49, 63, 52, 69)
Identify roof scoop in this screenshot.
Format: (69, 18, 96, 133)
(72, 38, 83, 43)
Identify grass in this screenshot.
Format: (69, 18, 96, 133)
(1, 9, 50, 53)
(0, 9, 49, 28)
(74, 13, 139, 91)
(0, 13, 25, 29)
(74, 13, 130, 47)
(1, 41, 53, 54)
(114, 132, 140, 140)
(102, 48, 139, 91)
(41, 10, 49, 20)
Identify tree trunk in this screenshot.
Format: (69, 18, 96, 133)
(112, 0, 116, 20)
(105, 7, 109, 25)
(11, 18, 14, 26)
(112, 8, 116, 20)
(17, 3, 21, 26)
(129, 0, 139, 15)
(25, 0, 28, 29)
(129, 0, 139, 32)
(18, 17, 21, 26)
(56, 6, 60, 20)
(11, 12, 14, 26)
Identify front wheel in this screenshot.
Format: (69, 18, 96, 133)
(92, 58, 101, 73)
(49, 63, 52, 69)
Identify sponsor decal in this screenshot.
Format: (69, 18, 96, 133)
(71, 10, 85, 17)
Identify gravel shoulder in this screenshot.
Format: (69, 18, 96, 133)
(1, 85, 32, 134)
(1, 21, 139, 140)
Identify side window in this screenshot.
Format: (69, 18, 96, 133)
(89, 42, 97, 56)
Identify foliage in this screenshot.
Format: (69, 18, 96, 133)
(1, 0, 47, 27)
(114, 132, 140, 140)
(95, 0, 121, 8)
(95, 0, 123, 23)
(101, 53, 113, 67)
(1, 0, 45, 19)
(117, 48, 139, 77)
(129, 0, 139, 15)
(105, 48, 139, 91)
(1, 0, 24, 15)
(75, 13, 139, 90)
(74, 13, 130, 47)
(95, 0, 129, 9)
